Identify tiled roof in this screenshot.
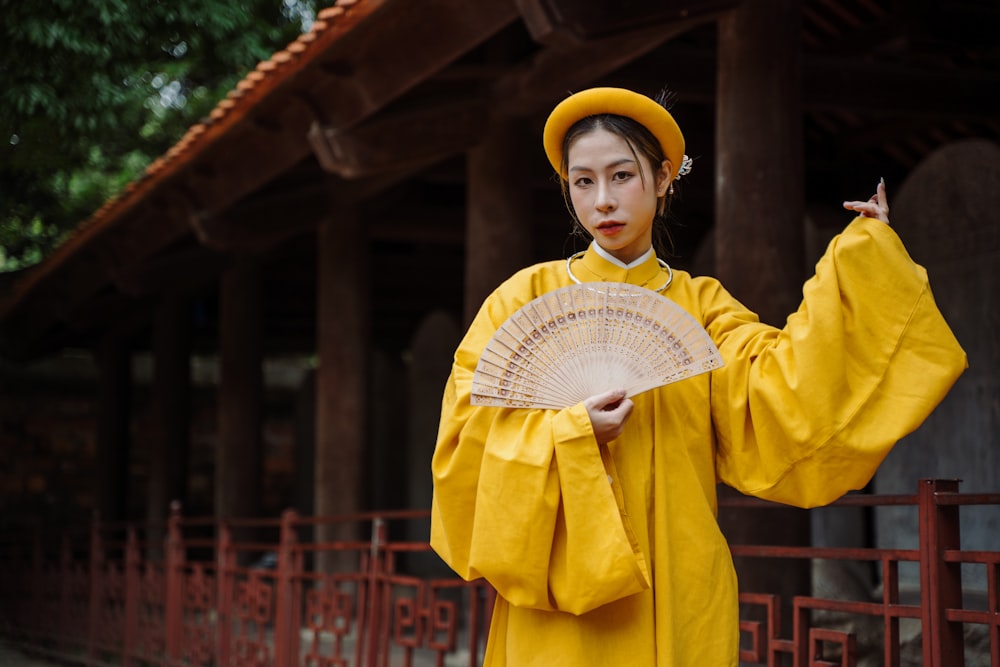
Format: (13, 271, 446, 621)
(0, 0, 377, 321)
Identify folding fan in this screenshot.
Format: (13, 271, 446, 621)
(471, 282, 724, 409)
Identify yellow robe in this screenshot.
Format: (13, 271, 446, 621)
(430, 217, 966, 666)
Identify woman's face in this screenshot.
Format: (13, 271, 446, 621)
(566, 128, 670, 265)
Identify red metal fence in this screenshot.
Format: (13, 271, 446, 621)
(732, 479, 1000, 666)
(0, 479, 997, 666)
(1, 508, 494, 667)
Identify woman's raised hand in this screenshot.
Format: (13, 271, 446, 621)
(584, 389, 634, 445)
(843, 178, 890, 225)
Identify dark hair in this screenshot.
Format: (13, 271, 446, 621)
(558, 113, 675, 253)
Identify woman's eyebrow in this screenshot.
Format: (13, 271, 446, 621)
(568, 158, 635, 173)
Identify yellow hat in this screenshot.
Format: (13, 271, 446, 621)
(543, 87, 686, 181)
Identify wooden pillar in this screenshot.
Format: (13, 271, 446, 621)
(405, 311, 461, 575)
(293, 370, 316, 518)
(95, 332, 131, 523)
(315, 204, 368, 572)
(216, 258, 263, 525)
(714, 0, 811, 633)
(464, 117, 534, 325)
(147, 294, 192, 528)
(716, 0, 805, 315)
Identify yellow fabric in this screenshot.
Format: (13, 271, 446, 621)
(430, 216, 966, 666)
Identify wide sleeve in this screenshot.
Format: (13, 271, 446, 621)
(709, 216, 967, 508)
(429, 284, 651, 615)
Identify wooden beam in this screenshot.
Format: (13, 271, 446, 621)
(110, 244, 227, 298)
(183, 0, 519, 218)
(184, 166, 436, 252)
(514, 0, 738, 43)
(308, 98, 488, 178)
(804, 56, 1000, 119)
(190, 192, 324, 254)
(492, 13, 721, 116)
(97, 201, 192, 273)
(616, 42, 1000, 120)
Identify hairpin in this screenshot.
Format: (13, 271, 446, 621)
(675, 154, 693, 181)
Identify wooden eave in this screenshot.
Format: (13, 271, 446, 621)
(1, 0, 999, 359)
(0, 0, 524, 354)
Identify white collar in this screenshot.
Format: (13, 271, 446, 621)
(592, 242, 654, 270)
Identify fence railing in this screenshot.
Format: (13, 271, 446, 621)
(1, 507, 494, 667)
(0, 479, 997, 667)
(731, 479, 1000, 667)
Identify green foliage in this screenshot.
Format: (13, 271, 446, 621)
(0, 0, 316, 272)
(0, 215, 64, 272)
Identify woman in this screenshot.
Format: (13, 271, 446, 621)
(430, 87, 966, 666)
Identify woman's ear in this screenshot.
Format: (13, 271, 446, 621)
(656, 159, 672, 196)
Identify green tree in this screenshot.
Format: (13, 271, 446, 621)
(0, 0, 315, 271)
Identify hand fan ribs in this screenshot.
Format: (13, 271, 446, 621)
(471, 282, 724, 409)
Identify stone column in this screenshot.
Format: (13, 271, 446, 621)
(216, 258, 263, 528)
(147, 294, 192, 529)
(464, 118, 534, 325)
(95, 332, 131, 523)
(315, 205, 368, 572)
(714, 0, 811, 633)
